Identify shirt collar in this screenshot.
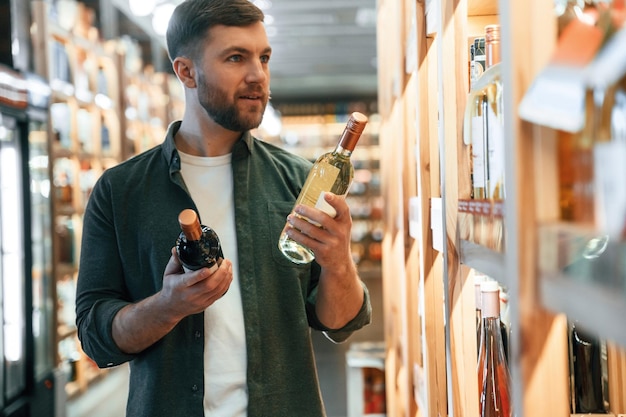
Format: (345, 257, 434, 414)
(161, 121, 254, 171)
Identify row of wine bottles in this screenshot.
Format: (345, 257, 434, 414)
(465, 25, 505, 202)
(473, 271, 611, 415)
(51, 102, 113, 153)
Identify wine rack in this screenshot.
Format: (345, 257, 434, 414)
(377, 0, 626, 416)
(32, 0, 124, 398)
(120, 62, 184, 158)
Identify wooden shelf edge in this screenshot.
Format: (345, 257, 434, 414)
(540, 273, 626, 348)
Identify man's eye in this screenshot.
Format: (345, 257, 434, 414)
(261, 55, 270, 64)
(228, 55, 243, 62)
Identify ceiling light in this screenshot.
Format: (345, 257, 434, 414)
(253, 0, 272, 10)
(355, 8, 377, 27)
(152, 3, 176, 36)
(129, 0, 157, 17)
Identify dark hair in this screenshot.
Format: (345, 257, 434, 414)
(166, 0, 265, 62)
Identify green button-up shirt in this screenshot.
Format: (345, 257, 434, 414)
(75, 121, 372, 417)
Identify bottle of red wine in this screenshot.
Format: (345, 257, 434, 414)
(176, 209, 222, 273)
(478, 280, 512, 417)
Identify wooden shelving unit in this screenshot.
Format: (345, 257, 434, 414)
(31, 0, 124, 398)
(377, 0, 626, 416)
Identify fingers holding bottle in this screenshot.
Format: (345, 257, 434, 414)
(161, 250, 233, 318)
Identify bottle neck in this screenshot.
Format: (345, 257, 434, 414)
(337, 120, 362, 153)
(179, 209, 203, 241)
(334, 144, 353, 157)
(485, 25, 501, 69)
(481, 290, 500, 318)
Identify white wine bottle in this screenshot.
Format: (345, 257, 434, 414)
(278, 112, 368, 264)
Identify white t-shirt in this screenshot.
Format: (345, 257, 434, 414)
(178, 150, 248, 416)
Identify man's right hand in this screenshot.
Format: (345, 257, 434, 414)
(111, 248, 233, 354)
(160, 247, 233, 320)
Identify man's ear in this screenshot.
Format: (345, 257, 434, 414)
(173, 57, 197, 88)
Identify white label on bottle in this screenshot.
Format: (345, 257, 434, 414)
(315, 191, 337, 218)
(471, 115, 486, 187)
(594, 141, 626, 238)
(487, 105, 504, 198)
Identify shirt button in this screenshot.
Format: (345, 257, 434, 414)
(195, 331, 201, 339)
(192, 384, 199, 392)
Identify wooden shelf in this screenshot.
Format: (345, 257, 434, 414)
(459, 239, 506, 285)
(541, 272, 626, 347)
(377, 0, 626, 415)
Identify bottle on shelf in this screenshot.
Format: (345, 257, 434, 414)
(176, 209, 223, 273)
(474, 272, 486, 349)
(484, 24, 504, 201)
(278, 112, 368, 264)
(477, 280, 512, 417)
(569, 321, 609, 413)
(466, 25, 504, 201)
(467, 36, 488, 200)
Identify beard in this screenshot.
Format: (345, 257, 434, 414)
(196, 71, 268, 132)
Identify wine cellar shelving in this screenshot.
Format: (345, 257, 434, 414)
(377, 0, 626, 416)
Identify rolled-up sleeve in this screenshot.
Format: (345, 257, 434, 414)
(75, 175, 137, 367)
(306, 281, 372, 344)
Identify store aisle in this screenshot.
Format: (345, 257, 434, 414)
(66, 365, 129, 417)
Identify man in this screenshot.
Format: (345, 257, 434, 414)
(75, 0, 371, 416)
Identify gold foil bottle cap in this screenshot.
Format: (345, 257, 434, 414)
(340, 112, 369, 151)
(178, 209, 202, 241)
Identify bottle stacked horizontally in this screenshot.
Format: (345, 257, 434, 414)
(278, 112, 368, 264)
(477, 280, 512, 417)
(176, 208, 223, 273)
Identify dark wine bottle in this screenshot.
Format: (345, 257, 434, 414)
(175, 209, 223, 273)
(570, 322, 608, 413)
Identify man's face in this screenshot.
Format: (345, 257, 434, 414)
(194, 22, 272, 132)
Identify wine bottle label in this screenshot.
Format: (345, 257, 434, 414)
(486, 105, 505, 199)
(300, 162, 341, 208)
(315, 191, 337, 218)
(471, 115, 486, 187)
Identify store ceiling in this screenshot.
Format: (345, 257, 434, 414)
(108, 0, 379, 104)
